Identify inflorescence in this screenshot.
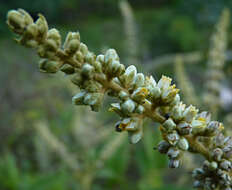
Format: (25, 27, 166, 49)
(7, 9, 232, 190)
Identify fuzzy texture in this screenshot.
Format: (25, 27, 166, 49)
(175, 55, 199, 106)
(203, 8, 230, 119)
(7, 9, 232, 190)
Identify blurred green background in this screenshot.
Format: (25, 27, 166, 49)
(1, 0, 232, 189)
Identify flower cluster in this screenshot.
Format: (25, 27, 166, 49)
(7, 9, 232, 189)
(193, 133, 232, 190)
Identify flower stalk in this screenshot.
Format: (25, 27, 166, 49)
(7, 9, 232, 190)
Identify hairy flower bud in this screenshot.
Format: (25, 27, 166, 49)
(72, 91, 86, 105)
(131, 87, 148, 102)
(135, 105, 144, 114)
(35, 14, 48, 41)
(177, 121, 192, 135)
(212, 148, 223, 161)
(47, 28, 61, 47)
(121, 99, 136, 114)
(177, 137, 189, 151)
(191, 118, 207, 135)
(82, 63, 94, 78)
(206, 121, 224, 136)
(192, 168, 205, 180)
(167, 131, 180, 145)
(60, 64, 75, 74)
(79, 43, 88, 56)
(7, 9, 33, 34)
(128, 128, 143, 144)
(104, 49, 119, 64)
(167, 147, 180, 158)
(183, 105, 198, 123)
(39, 59, 61, 73)
(92, 61, 102, 73)
(220, 160, 232, 171)
(163, 118, 176, 132)
(119, 91, 129, 100)
(119, 65, 137, 87)
(157, 140, 171, 154)
(134, 73, 145, 88)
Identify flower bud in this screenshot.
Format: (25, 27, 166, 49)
(66, 39, 80, 55)
(106, 60, 124, 77)
(83, 93, 103, 111)
(115, 121, 122, 132)
(35, 14, 48, 41)
(209, 161, 218, 171)
(177, 122, 192, 135)
(177, 137, 189, 151)
(92, 61, 102, 73)
(81, 63, 94, 78)
(121, 99, 136, 114)
(183, 105, 198, 123)
(191, 119, 207, 135)
(84, 81, 102, 93)
(71, 73, 83, 86)
(125, 120, 139, 131)
(96, 54, 105, 63)
(85, 52, 95, 65)
(24, 23, 38, 40)
(47, 28, 61, 47)
(163, 118, 176, 132)
(18, 9, 33, 25)
(167, 148, 180, 158)
(192, 168, 205, 180)
(60, 64, 75, 74)
(109, 103, 121, 116)
(206, 121, 224, 136)
(149, 86, 161, 99)
(203, 160, 210, 171)
(170, 94, 180, 106)
(72, 91, 86, 105)
(131, 87, 148, 102)
(197, 111, 211, 123)
(171, 103, 185, 120)
(157, 140, 171, 154)
(64, 32, 80, 49)
(39, 59, 60, 73)
(104, 49, 119, 64)
(119, 91, 129, 100)
(79, 43, 88, 56)
(212, 148, 223, 161)
(157, 75, 172, 90)
(128, 128, 143, 144)
(7, 9, 33, 34)
(220, 160, 232, 171)
(193, 180, 204, 188)
(119, 65, 137, 87)
(134, 73, 145, 88)
(145, 76, 156, 91)
(75, 51, 84, 63)
(167, 131, 180, 145)
(161, 84, 179, 103)
(135, 105, 145, 114)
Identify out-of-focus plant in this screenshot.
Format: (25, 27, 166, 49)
(174, 8, 231, 117)
(119, 0, 139, 67)
(203, 8, 230, 119)
(35, 121, 127, 190)
(174, 56, 198, 106)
